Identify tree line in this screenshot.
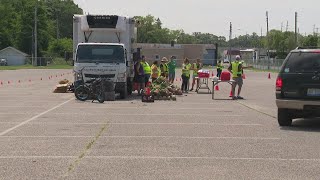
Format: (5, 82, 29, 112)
(0, 2, 319, 59)
(0, 0, 82, 57)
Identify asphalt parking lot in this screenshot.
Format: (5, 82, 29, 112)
(1, 69, 320, 179)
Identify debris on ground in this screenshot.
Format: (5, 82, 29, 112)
(53, 79, 73, 93)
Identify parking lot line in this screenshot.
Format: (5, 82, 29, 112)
(47, 113, 244, 117)
(0, 155, 319, 162)
(0, 135, 280, 140)
(0, 122, 262, 126)
(0, 98, 73, 136)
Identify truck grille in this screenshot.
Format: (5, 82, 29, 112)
(84, 74, 115, 79)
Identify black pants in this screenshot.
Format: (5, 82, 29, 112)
(217, 69, 222, 78)
(181, 75, 189, 91)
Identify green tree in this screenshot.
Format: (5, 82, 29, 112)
(302, 35, 318, 47)
(47, 38, 73, 57)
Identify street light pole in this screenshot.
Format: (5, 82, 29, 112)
(229, 22, 232, 63)
(34, 3, 38, 66)
(266, 11, 270, 70)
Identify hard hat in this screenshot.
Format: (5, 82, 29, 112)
(235, 55, 241, 60)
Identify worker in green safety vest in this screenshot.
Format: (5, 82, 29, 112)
(140, 55, 151, 87)
(181, 58, 192, 93)
(228, 55, 244, 100)
(216, 60, 223, 79)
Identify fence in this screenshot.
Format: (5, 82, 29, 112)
(242, 59, 285, 72)
(26, 57, 73, 67)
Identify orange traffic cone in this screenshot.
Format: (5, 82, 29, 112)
(268, 73, 271, 79)
(229, 90, 233, 97)
(215, 85, 219, 91)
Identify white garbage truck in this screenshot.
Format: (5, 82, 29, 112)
(72, 14, 139, 99)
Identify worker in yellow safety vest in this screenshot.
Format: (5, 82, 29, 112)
(228, 55, 244, 100)
(181, 58, 192, 93)
(140, 56, 151, 87)
(190, 58, 203, 92)
(151, 61, 160, 82)
(160, 57, 169, 78)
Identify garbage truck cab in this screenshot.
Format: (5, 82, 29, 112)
(73, 15, 138, 99)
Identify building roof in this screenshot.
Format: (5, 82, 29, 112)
(0, 47, 29, 57)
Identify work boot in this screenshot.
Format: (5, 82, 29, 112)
(237, 96, 244, 99)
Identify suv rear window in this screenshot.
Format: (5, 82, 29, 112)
(284, 52, 320, 73)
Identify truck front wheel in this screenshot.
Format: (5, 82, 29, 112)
(127, 78, 132, 95)
(120, 84, 128, 99)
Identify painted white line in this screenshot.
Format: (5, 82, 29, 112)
(0, 156, 319, 162)
(84, 156, 320, 162)
(49, 113, 243, 117)
(0, 98, 73, 136)
(0, 136, 280, 140)
(0, 122, 261, 126)
(58, 107, 232, 110)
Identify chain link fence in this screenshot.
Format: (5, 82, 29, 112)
(241, 59, 285, 72)
(26, 57, 73, 67)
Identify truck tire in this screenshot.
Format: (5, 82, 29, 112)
(120, 84, 128, 99)
(278, 108, 292, 126)
(127, 78, 132, 95)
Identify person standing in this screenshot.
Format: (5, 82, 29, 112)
(167, 56, 177, 84)
(181, 58, 192, 93)
(216, 60, 223, 79)
(160, 57, 169, 78)
(140, 55, 151, 87)
(134, 58, 145, 95)
(228, 55, 244, 100)
(151, 61, 160, 82)
(190, 58, 203, 91)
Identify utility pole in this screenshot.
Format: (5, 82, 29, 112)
(295, 12, 298, 46)
(281, 22, 283, 32)
(286, 21, 289, 32)
(229, 22, 232, 63)
(34, 3, 38, 66)
(266, 11, 270, 70)
(56, 18, 59, 39)
(313, 24, 316, 35)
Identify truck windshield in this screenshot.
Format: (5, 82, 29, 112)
(76, 45, 125, 63)
(284, 52, 320, 73)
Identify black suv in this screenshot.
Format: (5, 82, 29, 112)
(276, 47, 320, 126)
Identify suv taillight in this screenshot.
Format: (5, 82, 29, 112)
(276, 77, 283, 91)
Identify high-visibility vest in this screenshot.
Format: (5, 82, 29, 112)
(193, 63, 201, 75)
(151, 64, 160, 78)
(182, 63, 192, 77)
(231, 61, 242, 78)
(141, 62, 151, 75)
(160, 63, 168, 74)
(217, 62, 223, 70)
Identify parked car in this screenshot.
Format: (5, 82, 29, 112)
(0, 58, 7, 66)
(276, 47, 320, 126)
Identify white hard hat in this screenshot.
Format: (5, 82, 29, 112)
(235, 55, 241, 60)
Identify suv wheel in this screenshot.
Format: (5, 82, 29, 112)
(278, 108, 292, 126)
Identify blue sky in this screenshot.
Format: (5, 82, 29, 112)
(73, 0, 319, 38)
